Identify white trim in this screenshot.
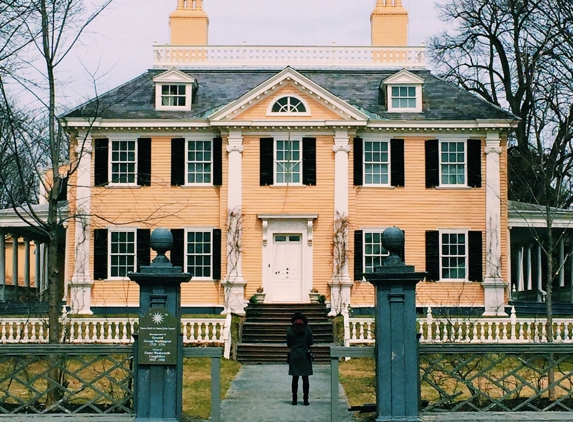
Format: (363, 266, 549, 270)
(439, 139, 468, 187)
(383, 70, 425, 113)
(153, 68, 195, 112)
(273, 134, 303, 186)
(183, 227, 216, 281)
(107, 227, 137, 281)
(155, 83, 193, 111)
(439, 229, 469, 282)
(185, 138, 214, 186)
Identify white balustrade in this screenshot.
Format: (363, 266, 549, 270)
(344, 307, 573, 345)
(153, 45, 426, 69)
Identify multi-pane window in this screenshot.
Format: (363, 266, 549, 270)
(364, 141, 389, 185)
(111, 140, 136, 184)
(275, 140, 301, 184)
(109, 231, 135, 278)
(161, 84, 186, 107)
(363, 231, 389, 273)
(440, 141, 466, 185)
(391, 86, 416, 109)
(272, 96, 306, 113)
(186, 231, 212, 278)
(187, 140, 212, 184)
(441, 232, 467, 280)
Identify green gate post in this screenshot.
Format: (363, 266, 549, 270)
(129, 228, 192, 422)
(363, 227, 426, 422)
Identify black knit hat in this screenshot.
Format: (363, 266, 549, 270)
(291, 312, 308, 325)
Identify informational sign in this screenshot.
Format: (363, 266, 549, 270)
(138, 308, 178, 365)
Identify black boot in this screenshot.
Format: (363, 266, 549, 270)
(291, 376, 299, 405)
(303, 376, 310, 406)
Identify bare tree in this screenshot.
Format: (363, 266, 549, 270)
(0, 0, 112, 343)
(430, 3, 573, 399)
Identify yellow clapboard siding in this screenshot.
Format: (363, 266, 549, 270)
(91, 281, 140, 307)
(235, 84, 342, 120)
(416, 281, 484, 308)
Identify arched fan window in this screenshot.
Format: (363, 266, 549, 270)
(271, 96, 307, 113)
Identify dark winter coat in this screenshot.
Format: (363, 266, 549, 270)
(287, 323, 313, 376)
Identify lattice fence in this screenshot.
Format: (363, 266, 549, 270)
(420, 344, 573, 413)
(0, 344, 133, 415)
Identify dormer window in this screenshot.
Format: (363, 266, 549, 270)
(382, 70, 424, 113)
(268, 95, 310, 116)
(153, 68, 196, 111)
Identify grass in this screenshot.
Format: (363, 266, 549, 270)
(339, 357, 376, 421)
(182, 357, 242, 420)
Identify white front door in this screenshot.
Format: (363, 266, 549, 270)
(271, 234, 303, 302)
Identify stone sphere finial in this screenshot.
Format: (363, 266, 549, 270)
(150, 228, 173, 255)
(382, 226, 405, 267)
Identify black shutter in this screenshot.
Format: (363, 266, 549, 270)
(213, 137, 223, 186)
(400, 229, 405, 262)
(468, 231, 483, 282)
(171, 229, 185, 270)
(212, 229, 222, 280)
(260, 138, 274, 186)
(171, 138, 185, 186)
(136, 229, 151, 271)
(390, 139, 405, 187)
(94, 138, 109, 187)
(354, 230, 363, 280)
(137, 138, 152, 186)
(353, 137, 363, 186)
(425, 231, 440, 281)
(425, 139, 439, 188)
(302, 137, 316, 186)
(56, 176, 68, 201)
(467, 139, 482, 188)
(93, 229, 108, 280)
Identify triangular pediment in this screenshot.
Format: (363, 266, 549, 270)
(209, 67, 369, 122)
(153, 68, 196, 84)
(381, 69, 425, 86)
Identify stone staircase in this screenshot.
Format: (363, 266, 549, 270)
(236, 303, 335, 364)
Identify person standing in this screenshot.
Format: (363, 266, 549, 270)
(286, 311, 314, 406)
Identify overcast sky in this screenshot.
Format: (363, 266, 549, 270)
(57, 0, 444, 109)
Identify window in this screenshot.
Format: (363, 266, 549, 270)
(186, 231, 212, 278)
(153, 69, 195, 111)
(275, 139, 301, 184)
(440, 232, 467, 280)
(364, 141, 389, 185)
(354, 138, 404, 187)
(109, 230, 136, 278)
(363, 231, 389, 273)
(260, 137, 316, 186)
(425, 139, 481, 188)
(161, 84, 186, 107)
(425, 230, 482, 282)
(271, 96, 307, 113)
(94, 138, 151, 187)
(187, 140, 212, 184)
(391, 86, 416, 109)
(440, 141, 466, 185)
(110, 140, 136, 184)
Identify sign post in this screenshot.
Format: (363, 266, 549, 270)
(129, 228, 192, 422)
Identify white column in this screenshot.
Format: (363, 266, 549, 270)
(69, 137, 93, 314)
(482, 132, 508, 316)
(0, 230, 5, 301)
(12, 236, 18, 287)
(221, 130, 247, 316)
(35, 240, 41, 291)
(559, 238, 565, 287)
(24, 238, 30, 288)
(329, 129, 353, 316)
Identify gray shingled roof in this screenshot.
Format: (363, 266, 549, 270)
(64, 68, 515, 121)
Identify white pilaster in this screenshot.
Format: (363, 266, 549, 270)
(24, 238, 30, 288)
(0, 231, 5, 301)
(482, 132, 507, 316)
(222, 130, 247, 315)
(12, 236, 18, 287)
(69, 136, 93, 314)
(329, 130, 353, 316)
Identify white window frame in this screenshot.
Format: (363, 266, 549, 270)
(267, 95, 311, 116)
(363, 229, 390, 274)
(387, 84, 422, 113)
(109, 138, 138, 186)
(439, 230, 468, 281)
(439, 140, 467, 187)
(108, 228, 137, 280)
(186, 139, 213, 186)
(363, 140, 391, 186)
(153, 69, 195, 111)
(184, 228, 214, 280)
(273, 135, 303, 186)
